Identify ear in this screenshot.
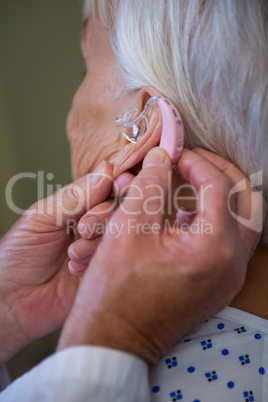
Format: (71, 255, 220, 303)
(112, 86, 163, 178)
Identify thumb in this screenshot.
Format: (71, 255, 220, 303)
(114, 147, 172, 226)
(29, 161, 114, 227)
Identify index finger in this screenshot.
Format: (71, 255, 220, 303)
(192, 148, 265, 254)
(176, 149, 235, 232)
(32, 161, 114, 227)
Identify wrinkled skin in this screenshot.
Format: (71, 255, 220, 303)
(67, 13, 163, 181)
(67, 14, 268, 325)
(0, 13, 172, 365)
(66, 13, 188, 275)
(58, 147, 264, 364)
(0, 161, 114, 365)
(67, 14, 131, 179)
(1, 6, 267, 369)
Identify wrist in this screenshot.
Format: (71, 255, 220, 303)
(57, 306, 161, 365)
(0, 301, 28, 365)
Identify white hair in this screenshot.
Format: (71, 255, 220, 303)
(84, 0, 268, 245)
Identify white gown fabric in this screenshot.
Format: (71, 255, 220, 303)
(1, 307, 267, 401)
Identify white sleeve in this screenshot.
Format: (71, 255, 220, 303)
(0, 346, 151, 402)
(0, 367, 10, 392)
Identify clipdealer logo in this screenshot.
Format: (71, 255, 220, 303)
(4, 169, 264, 233)
(228, 171, 263, 232)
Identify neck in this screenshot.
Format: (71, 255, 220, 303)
(230, 245, 268, 320)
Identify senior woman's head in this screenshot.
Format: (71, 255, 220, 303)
(67, 0, 268, 244)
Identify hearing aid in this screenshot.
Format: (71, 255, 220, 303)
(114, 96, 184, 166)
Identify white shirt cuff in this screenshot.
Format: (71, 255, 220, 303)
(0, 346, 151, 402)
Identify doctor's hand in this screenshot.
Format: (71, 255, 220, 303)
(67, 171, 134, 277)
(0, 161, 114, 365)
(58, 147, 264, 365)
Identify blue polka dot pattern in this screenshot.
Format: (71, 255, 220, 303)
(254, 333, 262, 340)
(149, 308, 268, 402)
(259, 367, 265, 375)
(187, 366, 195, 373)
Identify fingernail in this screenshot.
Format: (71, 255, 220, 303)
(78, 216, 102, 239)
(68, 260, 87, 274)
(90, 161, 105, 184)
(143, 147, 169, 168)
(78, 223, 87, 235)
(69, 241, 92, 260)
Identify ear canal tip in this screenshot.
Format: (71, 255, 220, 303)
(117, 107, 139, 124)
(114, 97, 158, 143)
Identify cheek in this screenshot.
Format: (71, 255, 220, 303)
(66, 82, 100, 178)
(67, 94, 124, 179)
(66, 74, 131, 179)
(71, 129, 124, 179)
(66, 82, 91, 141)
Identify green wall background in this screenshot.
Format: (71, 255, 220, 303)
(0, 0, 85, 380)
